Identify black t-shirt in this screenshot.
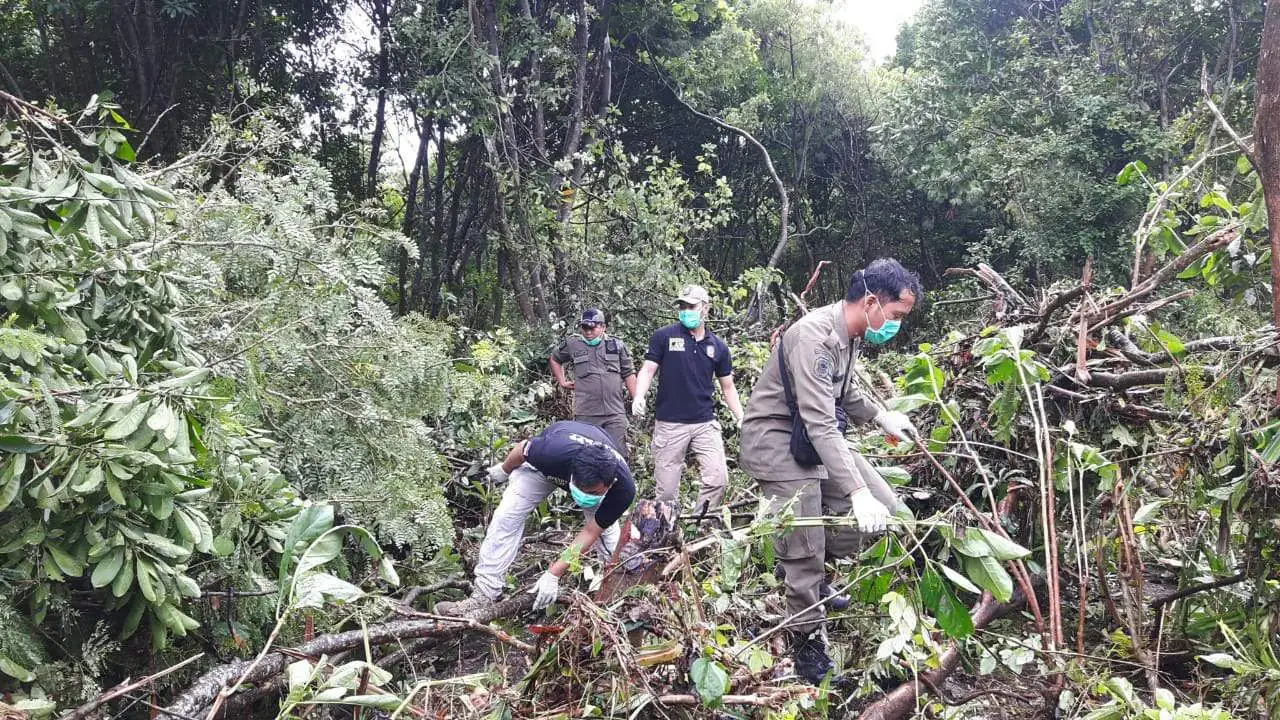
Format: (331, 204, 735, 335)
(644, 324, 733, 423)
(523, 420, 635, 528)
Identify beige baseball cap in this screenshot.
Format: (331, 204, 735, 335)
(676, 284, 710, 305)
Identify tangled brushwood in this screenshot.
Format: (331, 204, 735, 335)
(131, 239, 1279, 718)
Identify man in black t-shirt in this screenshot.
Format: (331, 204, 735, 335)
(436, 420, 636, 616)
(632, 284, 744, 515)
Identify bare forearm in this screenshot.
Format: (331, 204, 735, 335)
(548, 524, 604, 577)
(624, 374, 637, 399)
(500, 441, 527, 474)
(719, 377, 744, 420)
(635, 361, 659, 398)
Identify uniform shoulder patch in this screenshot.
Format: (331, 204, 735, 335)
(813, 350, 834, 382)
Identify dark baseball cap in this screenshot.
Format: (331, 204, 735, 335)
(580, 308, 606, 325)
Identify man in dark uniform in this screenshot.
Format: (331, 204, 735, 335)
(550, 308, 637, 456)
(632, 284, 744, 514)
(436, 420, 636, 616)
(741, 258, 921, 684)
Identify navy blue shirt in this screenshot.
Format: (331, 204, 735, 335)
(523, 420, 635, 528)
(644, 324, 733, 423)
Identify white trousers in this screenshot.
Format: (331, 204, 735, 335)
(472, 464, 621, 600)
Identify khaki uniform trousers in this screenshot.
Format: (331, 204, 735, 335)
(758, 453, 896, 634)
(651, 419, 728, 515)
(577, 413, 629, 460)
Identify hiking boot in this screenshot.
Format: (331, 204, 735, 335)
(434, 593, 493, 618)
(821, 579, 851, 611)
(790, 630, 834, 685)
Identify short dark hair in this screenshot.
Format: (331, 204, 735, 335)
(570, 444, 618, 488)
(846, 258, 922, 303)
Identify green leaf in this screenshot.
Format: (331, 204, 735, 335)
(212, 536, 235, 556)
(0, 435, 47, 453)
(91, 547, 125, 588)
(934, 586, 974, 639)
(940, 563, 982, 595)
(689, 657, 729, 708)
(963, 555, 1014, 602)
(136, 557, 164, 603)
(47, 545, 85, 577)
(976, 528, 1031, 560)
(0, 655, 36, 682)
(279, 504, 334, 579)
(103, 400, 151, 441)
(920, 567, 944, 612)
(111, 552, 135, 597)
(950, 528, 990, 557)
(72, 464, 105, 494)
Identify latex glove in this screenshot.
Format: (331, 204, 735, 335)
(486, 463, 510, 485)
(529, 570, 560, 610)
(850, 488, 890, 533)
(631, 396, 646, 417)
(874, 410, 918, 443)
(731, 411, 744, 430)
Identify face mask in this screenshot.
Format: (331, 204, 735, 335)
(862, 280, 901, 345)
(583, 336, 602, 346)
(678, 309, 702, 330)
(569, 480, 605, 509)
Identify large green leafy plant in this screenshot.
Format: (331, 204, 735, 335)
(0, 96, 299, 666)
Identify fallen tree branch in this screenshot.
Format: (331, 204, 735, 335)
(1150, 571, 1248, 610)
(164, 596, 533, 719)
(653, 688, 816, 707)
(62, 653, 205, 720)
(1064, 366, 1217, 391)
(1088, 290, 1195, 333)
(857, 591, 1022, 720)
(1029, 284, 1088, 342)
(1089, 224, 1240, 323)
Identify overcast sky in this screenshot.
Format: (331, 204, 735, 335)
(832, 0, 923, 62)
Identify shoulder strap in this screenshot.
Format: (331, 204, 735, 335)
(777, 332, 800, 417)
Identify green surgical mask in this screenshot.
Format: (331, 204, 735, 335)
(862, 279, 901, 345)
(569, 480, 605, 509)
(678, 310, 702, 330)
(583, 336, 602, 346)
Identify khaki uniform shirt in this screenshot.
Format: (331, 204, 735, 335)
(551, 335, 635, 417)
(740, 301, 879, 488)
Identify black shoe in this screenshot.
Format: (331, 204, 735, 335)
(791, 631, 834, 685)
(821, 580, 851, 611)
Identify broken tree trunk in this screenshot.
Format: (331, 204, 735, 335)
(1254, 0, 1280, 404)
(164, 596, 533, 719)
(857, 591, 1027, 720)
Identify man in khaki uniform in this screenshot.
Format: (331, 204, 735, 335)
(740, 258, 921, 684)
(550, 308, 637, 456)
(632, 285, 744, 515)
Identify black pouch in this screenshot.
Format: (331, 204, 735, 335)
(778, 334, 849, 467)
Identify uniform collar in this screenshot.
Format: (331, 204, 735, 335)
(832, 301, 853, 347)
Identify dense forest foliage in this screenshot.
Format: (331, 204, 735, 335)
(1, 0, 1279, 717)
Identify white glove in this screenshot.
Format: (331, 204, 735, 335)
(874, 410, 918, 442)
(486, 463, 510, 485)
(631, 396, 646, 417)
(731, 411, 743, 429)
(529, 570, 560, 610)
(850, 488, 891, 533)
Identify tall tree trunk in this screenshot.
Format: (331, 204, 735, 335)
(1255, 0, 1280, 405)
(400, 113, 433, 315)
(365, 0, 391, 198)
